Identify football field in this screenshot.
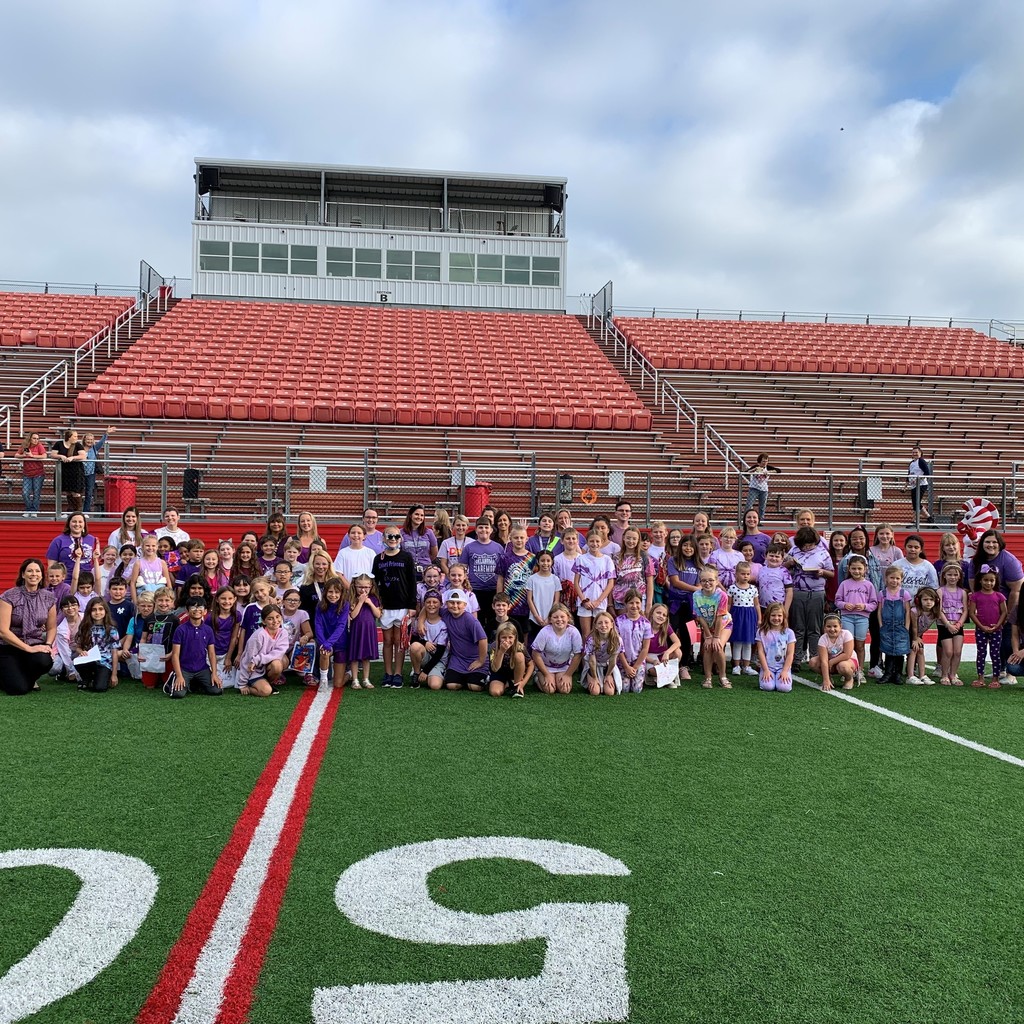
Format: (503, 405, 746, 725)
(3, 672, 1024, 1024)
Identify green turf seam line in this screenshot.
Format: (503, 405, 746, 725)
(795, 676, 1024, 768)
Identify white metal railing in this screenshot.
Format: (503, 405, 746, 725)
(0, 404, 9, 449)
(19, 361, 68, 434)
(204, 194, 562, 237)
(0, 277, 137, 297)
(612, 303, 1024, 341)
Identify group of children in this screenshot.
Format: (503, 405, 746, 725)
(37, 502, 1024, 697)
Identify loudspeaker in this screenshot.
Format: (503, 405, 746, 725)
(543, 185, 563, 211)
(198, 167, 220, 193)
(183, 468, 202, 500)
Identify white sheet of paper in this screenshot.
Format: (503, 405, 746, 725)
(138, 643, 166, 673)
(654, 659, 680, 688)
(73, 645, 102, 666)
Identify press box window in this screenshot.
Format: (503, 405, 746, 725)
(477, 254, 502, 283)
(386, 250, 413, 281)
(414, 251, 441, 282)
(327, 246, 353, 277)
(231, 242, 259, 273)
(355, 248, 382, 279)
(449, 253, 474, 283)
(532, 256, 560, 286)
(261, 243, 288, 274)
(199, 240, 229, 271)
(504, 255, 530, 285)
(288, 244, 317, 275)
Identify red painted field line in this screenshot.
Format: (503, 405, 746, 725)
(216, 686, 342, 1024)
(136, 687, 318, 1024)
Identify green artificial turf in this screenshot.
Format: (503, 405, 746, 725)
(0, 679, 303, 1024)
(5, 669, 1024, 1023)
(253, 681, 1024, 1024)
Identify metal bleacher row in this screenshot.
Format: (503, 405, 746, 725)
(74, 300, 654, 430)
(614, 317, 1024, 377)
(0, 292, 134, 348)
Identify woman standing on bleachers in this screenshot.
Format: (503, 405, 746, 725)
(51, 428, 87, 513)
(15, 432, 47, 517)
(0, 558, 55, 695)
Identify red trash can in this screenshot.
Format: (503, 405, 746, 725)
(464, 483, 492, 519)
(105, 476, 138, 514)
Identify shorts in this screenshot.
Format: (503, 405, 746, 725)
(444, 668, 487, 689)
(381, 608, 407, 629)
(583, 663, 622, 693)
(577, 601, 607, 618)
(840, 614, 869, 641)
(935, 624, 962, 643)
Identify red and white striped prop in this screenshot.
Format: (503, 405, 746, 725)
(957, 498, 1000, 559)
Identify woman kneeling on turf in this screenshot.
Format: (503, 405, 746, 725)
(239, 604, 290, 696)
(809, 613, 858, 691)
(531, 603, 583, 694)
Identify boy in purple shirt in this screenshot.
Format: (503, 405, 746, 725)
(167, 596, 222, 698)
(462, 520, 505, 635)
(441, 589, 488, 691)
(757, 544, 793, 613)
(786, 527, 834, 668)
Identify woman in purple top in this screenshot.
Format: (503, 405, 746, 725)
(968, 529, 1024, 678)
(0, 558, 56, 695)
(399, 504, 438, 576)
(737, 508, 771, 564)
(47, 512, 101, 579)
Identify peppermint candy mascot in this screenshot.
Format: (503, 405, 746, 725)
(957, 498, 1000, 560)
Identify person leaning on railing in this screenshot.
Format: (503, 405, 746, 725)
(14, 431, 47, 517)
(51, 428, 87, 513)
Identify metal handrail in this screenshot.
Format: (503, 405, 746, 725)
(0, 404, 9, 449)
(19, 361, 68, 434)
(0, 277, 137, 296)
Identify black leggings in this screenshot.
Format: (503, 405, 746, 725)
(669, 605, 695, 668)
(79, 663, 113, 692)
(0, 645, 53, 695)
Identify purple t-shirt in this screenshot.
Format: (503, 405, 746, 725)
(738, 532, 771, 564)
(208, 610, 240, 656)
(526, 533, 565, 556)
(790, 547, 834, 592)
(46, 534, 99, 576)
(340, 529, 385, 554)
(757, 565, 792, 607)
(401, 528, 437, 570)
(462, 539, 505, 591)
(968, 549, 1024, 598)
(172, 620, 215, 672)
(441, 609, 487, 672)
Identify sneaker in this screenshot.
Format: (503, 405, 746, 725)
(511, 688, 525, 698)
(410, 673, 421, 688)
(999, 673, 1014, 686)
(906, 675, 923, 685)
(869, 665, 885, 679)
(731, 665, 742, 676)
(921, 675, 936, 685)
(21, 512, 30, 518)
(856, 671, 866, 686)
(743, 666, 758, 676)
(668, 680, 680, 688)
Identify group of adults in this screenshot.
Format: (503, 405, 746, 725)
(3, 426, 117, 515)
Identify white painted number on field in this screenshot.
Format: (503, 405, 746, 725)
(312, 836, 631, 1024)
(0, 848, 158, 1024)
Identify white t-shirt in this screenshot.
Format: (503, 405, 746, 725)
(526, 573, 562, 625)
(155, 526, 190, 544)
(333, 545, 376, 581)
(439, 536, 469, 566)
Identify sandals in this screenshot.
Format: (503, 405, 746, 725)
(970, 679, 985, 688)
(701, 680, 713, 689)
(719, 679, 732, 689)
(362, 679, 374, 689)
(351, 680, 362, 689)
(940, 677, 951, 686)
(988, 680, 1001, 689)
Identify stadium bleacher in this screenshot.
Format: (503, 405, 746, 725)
(74, 301, 654, 430)
(614, 316, 1024, 377)
(0, 292, 134, 348)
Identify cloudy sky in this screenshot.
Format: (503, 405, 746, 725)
(4, 0, 1024, 318)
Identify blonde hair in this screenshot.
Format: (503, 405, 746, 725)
(649, 602, 671, 646)
(590, 610, 621, 662)
(938, 532, 962, 558)
(490, 622, 524, 670)
(759, 602, 789, 633)
(153, 586, 175, 603)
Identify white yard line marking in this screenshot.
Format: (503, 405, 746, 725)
(796, 675, 1024, 769)
(171, 685, 333, 1024)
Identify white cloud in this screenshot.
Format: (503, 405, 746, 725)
(2, 0, 1024, 317)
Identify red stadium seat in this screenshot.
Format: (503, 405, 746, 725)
(475, 407, 495, 428)
(75, 394, 98, 416)
(292, 400, 312, 422)
(592, 410, 613, 430)
(414, 404, 435, 427)
(97, 397, 119, 418)
(141, 398, 163, 418)
(632, 409, 653, 431)
(394, 403, 415, 426)
(120, 397, 143, 417)
(514, 408, 534, 429)
(207, 397, 229, 419)
(354, 400, 375, 424)
(228, 399, 250, 420)
(611, 411, 632, 430)
(250, 399, 271, 421)
(271, 400, 292, 422)
(574, 409, 595, 430)
(493, 406, 515, 429)
(552, 410, 573, 429)
(533, 408, 555, 429)
(164, 398, 186, 418)
(434, 403, 456, 427)
(1, 330, 18, 347)
(186, 398, 208, 419)
(313, 400, 334, 423)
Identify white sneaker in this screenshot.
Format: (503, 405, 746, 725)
(667, 680, 680, 688)
(906, 675, 923, 685)
(922, 675, 936, 685)
(856, 671, 866, 686)
(21, 512, 30, 517)
(731, 665, 742, 675)
(999, 673, 1014, 686)
(743, 666, 758, 675)
(869, 665, 885, 679)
